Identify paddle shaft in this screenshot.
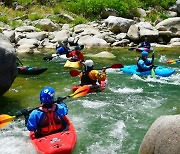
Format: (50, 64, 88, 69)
(17, 57, 23, 66)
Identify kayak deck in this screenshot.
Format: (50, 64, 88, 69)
(30, 116, 76, 154)
(120, 65, 175, 77)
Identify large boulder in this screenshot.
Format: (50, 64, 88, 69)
(78, 35, 109, 48)
(137, 22, 159, 42)
(155, 17, 180, 37)
(139, 115, 180, 154)
(0, 33, 17, 95)
(102, 16, 135, 33)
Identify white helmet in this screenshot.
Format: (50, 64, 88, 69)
(85, 60, 94, 67)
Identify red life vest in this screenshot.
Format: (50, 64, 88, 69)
(37, 104, 63, 135)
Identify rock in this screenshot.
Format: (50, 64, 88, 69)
(176, 0, 180, 15)
(127, 24, 139, 41)
(112, 39, 130, 46)
(2, 30, 15, 43)
(50, 30, 70, 43)
(78, 35, 109, 48)
(116, 33, 127, 41)
(102, 16, 135, 33)
(101, 8, 119, 19)
(137, 22, 159, 42)
(26, 32, 47, 41)
(15, 26, 36, 32)
(0, 33, 17, 95)
(139, 115, 180, 154)
(158, 31, 172, 44)
(17, 38, 39, 47)
(73, 24, 101, 36)
(87, 51, 116, 58)
(34, 19, 58, 32)
(166, 11, 177, 17)
(156, 17, 180, 37)
(137, 8, 147, 18)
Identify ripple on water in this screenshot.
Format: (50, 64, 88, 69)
(82, 100, 108, 109)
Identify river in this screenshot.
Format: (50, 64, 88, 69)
(0, 47, 180, 154)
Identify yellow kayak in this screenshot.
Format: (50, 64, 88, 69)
(64, 60, 81, 69)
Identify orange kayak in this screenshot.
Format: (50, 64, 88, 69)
(29, 116, 76, 154)
(72, 78, 108, 93)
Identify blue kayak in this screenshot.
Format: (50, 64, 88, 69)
(120, 65, 175, 77)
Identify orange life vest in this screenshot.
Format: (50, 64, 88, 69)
(37, 104, 63, 135)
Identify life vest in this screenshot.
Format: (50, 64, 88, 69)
(37, 104, 63, 136)
(80, 70, 97, 86)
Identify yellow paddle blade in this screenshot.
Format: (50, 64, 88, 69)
(70, 85, 90, 98)
(0, 114, 16, 129)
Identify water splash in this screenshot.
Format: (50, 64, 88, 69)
(109, 87, 143, 94)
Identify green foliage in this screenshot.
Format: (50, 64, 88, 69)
(62, 0, 139, 18)
(160, 12, 169, 20)
(49, 15, 67, 24)
(16, 0, 33, 5)
(140, 0, 176, 9)
(0, 15, 9, 24)
(146, 12, 158, 23)
(28, 13, 44, 21)
(72, 16, 87, 25)
(53, 7, 61, 14)
(10, 20, 23, 29)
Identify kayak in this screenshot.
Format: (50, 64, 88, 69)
(120, 65, 175, 77)
(72, 78, 108, 93)
(17, 66, 47, 75)
(30, 116, 77, 154)
(136, 47, 153, 52)
(64, 60, 81, 69)
(43, 54, 70, 62)
(166, 59, 180, 64)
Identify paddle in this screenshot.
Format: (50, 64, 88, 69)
(17, 56, 23, 66)
(0, 86, 90, 129)
(69, 63, 124, 77)
(151, 51, 155, 78)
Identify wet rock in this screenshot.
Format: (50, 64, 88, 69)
(0, 33, 17, 95)
(139, 115, 180, 154)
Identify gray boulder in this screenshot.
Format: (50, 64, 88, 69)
(139, 115, 180, 154)
(0, 33, 17, 95)
(103, 16, 135, 33)
(156, 17, 180, 37)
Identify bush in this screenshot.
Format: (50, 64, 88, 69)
(10, 20, 23, 29)
(28, 13, 44, 21)
(0, 15, 9, 24)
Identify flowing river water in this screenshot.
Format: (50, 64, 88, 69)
(0, 47, 180, 154)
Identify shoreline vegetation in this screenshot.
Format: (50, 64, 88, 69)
(0, 0, 177, 27)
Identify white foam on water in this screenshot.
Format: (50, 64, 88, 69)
(106, 68, 122, 74)
(0, 121, 36, 154)
(82, 100, 108, 109)
(86, 120, 127, 154)
(109, 87, 143, 94)
(158, 55, 167, 63)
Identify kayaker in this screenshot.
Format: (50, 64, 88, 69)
(66, 45, 84, 62)
(80, 60, 106, 89)
(22, 87, 68, 137)
(137, 51, 154, 72)
(138, 37, 151, 49)
(56, 40, 70, 55)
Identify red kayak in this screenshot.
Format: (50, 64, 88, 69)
(72, 78, 108, 93)
(30, 116, 76, 154)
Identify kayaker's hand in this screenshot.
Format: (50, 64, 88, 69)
(21, 109, 29, 116)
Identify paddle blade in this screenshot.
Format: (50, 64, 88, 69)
(110, 64, 124, 68)
(70, 85, 90, 98)
(0, 114, 16, 128)
(151, 68, 155, 78)
(69, 70, 80, 77)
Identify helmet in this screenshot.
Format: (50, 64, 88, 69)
(75, 46, 81, 50)
(85, 60, 94, 67)
(40, 87, 55, 104)
(141, 51, 148, 57)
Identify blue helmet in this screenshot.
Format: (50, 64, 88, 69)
(75, 46, 81, 50)
(40, 87, 55, 104)
(141, 51, 148, 57)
